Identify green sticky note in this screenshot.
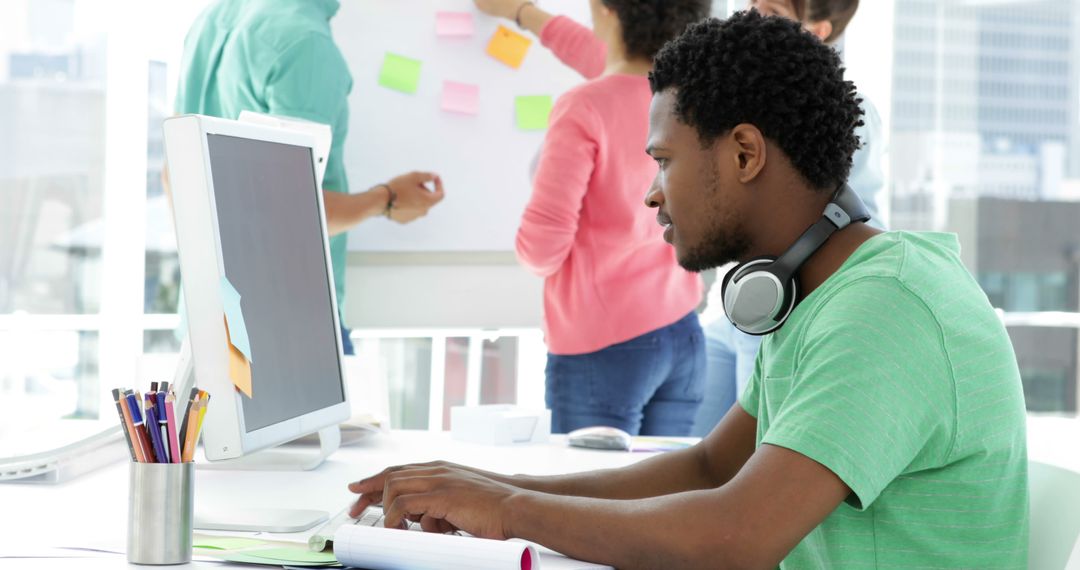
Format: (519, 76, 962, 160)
(244, 546, 338, 564)
(515, 95, 553, 131)
(219, 552, 337, 567)
(193, 536, 269, 551)
(379, 53, 422, 94)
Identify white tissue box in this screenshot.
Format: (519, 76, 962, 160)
(450, 405, 551, 445)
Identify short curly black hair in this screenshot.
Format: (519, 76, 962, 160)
(601, 0, 711, 60)
(649, 10, 863, 192)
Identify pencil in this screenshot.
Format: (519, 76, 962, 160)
(165, 393, 181, 463)
(181, 399, 203, 463)
(112, 388, 139, 462)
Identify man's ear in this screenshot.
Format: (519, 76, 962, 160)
(730, 124, 767, 184)
(806, 19, 833, 43)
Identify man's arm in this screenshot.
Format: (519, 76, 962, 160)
(375, 443, 849, 569)
(322, 172, 445, 236)
(349, 405, 757, 518)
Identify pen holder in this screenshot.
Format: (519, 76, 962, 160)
(127, 462, 194, 565)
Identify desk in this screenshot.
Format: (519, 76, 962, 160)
(0, 430, 658, 568)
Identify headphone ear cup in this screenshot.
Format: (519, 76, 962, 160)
(721, 257, 778, 329)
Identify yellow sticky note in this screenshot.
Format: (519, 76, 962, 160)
(486, 25, 532, 69)
(225, 316, 253, 398)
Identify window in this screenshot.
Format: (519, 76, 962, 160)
(847, 0, 1080, 413)
(0, 0, 208, 437)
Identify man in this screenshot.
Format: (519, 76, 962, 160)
(347, 12, 1028, 568)
(175, 0, 445, 354)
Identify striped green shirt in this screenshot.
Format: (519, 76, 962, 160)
(740, 232, 1028, 568)
(175, 0, 352, 320)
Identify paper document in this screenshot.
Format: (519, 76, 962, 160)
(333, 524, 612, 570)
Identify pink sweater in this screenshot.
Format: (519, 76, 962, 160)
(516, 16, 703, 355)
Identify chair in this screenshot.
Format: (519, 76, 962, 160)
(1029, 461, 1080, 569)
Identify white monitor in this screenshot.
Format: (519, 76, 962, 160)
(163, 115, 350, 465)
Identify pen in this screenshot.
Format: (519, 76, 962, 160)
(144, 398, 168, 463)
(156, 390, 169, 462)
(111, 388, 138, 462)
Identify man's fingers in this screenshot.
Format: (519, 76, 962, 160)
(348, 494, 379, 518)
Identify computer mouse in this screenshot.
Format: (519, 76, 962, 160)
(567, 426, 632, 451)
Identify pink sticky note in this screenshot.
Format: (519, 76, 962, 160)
(441, 81, 480, 115)
(436, 11, 475, 37)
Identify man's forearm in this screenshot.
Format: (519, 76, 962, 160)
(496, 447, 722, 500)
(322, 186, 390, 236)
(506, 489, 747, 569)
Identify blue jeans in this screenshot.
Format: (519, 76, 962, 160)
(545, 312, 705, 436)
(690, 317, 762, 436)
(340, 324, 355, 356)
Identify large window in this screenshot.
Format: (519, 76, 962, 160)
(0, 0, 206, 438)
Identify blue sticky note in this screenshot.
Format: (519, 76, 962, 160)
(220, 276, 253, 362)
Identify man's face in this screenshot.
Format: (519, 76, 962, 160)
(747, 0, 799, 21)
(644, 90, 752, 273)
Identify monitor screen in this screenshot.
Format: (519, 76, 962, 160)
(206, 134, 345, 432)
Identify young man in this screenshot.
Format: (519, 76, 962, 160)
(175, 0, 445, 354)
(347, 12, 1028, 568)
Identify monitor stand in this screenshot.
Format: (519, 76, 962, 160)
(171, 339, 340, 533)
(171, 339, 342, 472)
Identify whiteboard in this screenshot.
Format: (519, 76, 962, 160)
(333, 0, 593, 252)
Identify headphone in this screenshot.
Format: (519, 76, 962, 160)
(720, 184, 871, 335)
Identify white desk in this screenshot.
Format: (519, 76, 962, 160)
(0, 430, 658, 568)
(3, 417, 1077, 569)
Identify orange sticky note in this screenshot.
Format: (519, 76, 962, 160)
(224, 316, 253, 398)
(486, 25, 532, 69)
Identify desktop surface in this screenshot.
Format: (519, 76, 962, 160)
(0, 430, 662, 568)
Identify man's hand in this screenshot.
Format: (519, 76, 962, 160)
(473, 0, 525, 20)
(348, 463, 524, 540)
(386, 171, 445, 224)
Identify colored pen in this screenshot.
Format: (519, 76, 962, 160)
(125, 392, 155, 462)
(111, 388, 138, 461)
(165, 393, 181, 464)
(156, 390, 169, 462)
(144, 400, 168, 463)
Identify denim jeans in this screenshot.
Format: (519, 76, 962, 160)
(340, 324, 355, 356)
(690, 317, 762, 437)
(545, 312, 705, 436)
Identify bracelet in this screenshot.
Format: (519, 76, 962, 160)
(379, 184, 396, 218)
(514, 1, 535, 28)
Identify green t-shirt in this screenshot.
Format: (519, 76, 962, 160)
(174, 0, 352, 322)
(739, 232, 1029, 568)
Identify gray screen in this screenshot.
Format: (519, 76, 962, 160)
(207, 134, 344, 432)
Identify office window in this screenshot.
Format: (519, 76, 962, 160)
(0, 0, 208, 436)
(864, 0, 1080, 413)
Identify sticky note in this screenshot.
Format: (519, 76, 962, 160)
(174, 294, 187, 343)
(226, 316, 253, 398)
(219, 276, 252, 362)
(193, 536, 269, 551)
(486, 25, 532, 69)
(436, 11, 474, 37)
(243, 547, 338, 564)
(515, 95, 553, 130)
(441, 81, 480, 115)
(378, 53, 422, 94)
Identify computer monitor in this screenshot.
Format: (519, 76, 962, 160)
(162, 115, 350, 467)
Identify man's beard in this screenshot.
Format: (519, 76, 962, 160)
(676, 172, 751, 273)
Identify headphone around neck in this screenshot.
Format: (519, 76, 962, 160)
(720, 184, 871, 336)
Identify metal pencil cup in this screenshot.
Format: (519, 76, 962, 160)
(127, 462, 194, 565)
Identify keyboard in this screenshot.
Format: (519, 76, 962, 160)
(309, 506, 423, 551)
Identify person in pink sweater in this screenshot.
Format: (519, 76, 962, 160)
(475, 0, 710, 436)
